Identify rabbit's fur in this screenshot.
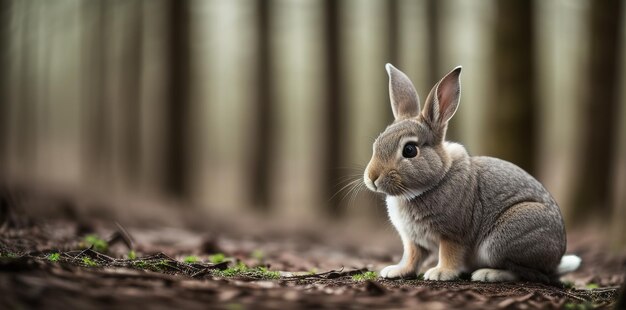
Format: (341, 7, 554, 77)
(364, 64, 581, 284)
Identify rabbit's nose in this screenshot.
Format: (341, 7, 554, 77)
(369, 172, 379, 188)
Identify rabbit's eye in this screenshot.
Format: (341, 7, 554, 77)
(402, 142, 418, 158)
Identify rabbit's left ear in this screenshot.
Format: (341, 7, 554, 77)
(386, 63, 420, 120)
(422, 66, 462, 127)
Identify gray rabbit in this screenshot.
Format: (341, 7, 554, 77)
(364, 64, 581, 283)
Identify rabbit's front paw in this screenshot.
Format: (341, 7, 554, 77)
(423, 266, 460, 281)
(380, 264, 415, 279)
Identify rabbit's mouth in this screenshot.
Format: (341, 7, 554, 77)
(364, 176, 403, 196)
(370, 177, 431, 200)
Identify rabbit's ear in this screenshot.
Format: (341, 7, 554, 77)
(386, 63, 420, 120)
(422, 66, 462, 128)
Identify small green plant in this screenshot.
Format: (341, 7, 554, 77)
(128, 250, 136, 260)
(183, 255, 200, 263)
(254, 266, 280, 279)
(218, 262, 249, 277)
(47, 253, 60, 262)
(226, 303, 244, 310)
(1, 252, 18, 258)
(251, 250, 264, 261)
(212, 262, 280, 279)
(82, 257, 98, 267)
(308, 268, 318, 275)
(585, 283, 599, 289)
(562, 281, 575, 289)
(133, 261, 147, 269)
(209, 253, 226, 264)
(352, 271, 378, 281)
(83, 235, 108, 253)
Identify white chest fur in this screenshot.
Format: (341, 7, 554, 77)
(385, 196, 439, 251)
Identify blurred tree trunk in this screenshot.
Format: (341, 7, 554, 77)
(0, 0, 8, 173)
(165, 0, 190, 198)
(572, 0, 623, 222)
(249, 0, 273, 210)
(123, 0, 143, 187)
(17, 0, 36, 173)
(425, 0, 439, 88)
(426, 0, 459, 140)
(81, 0, 109, 184)
(388, 0, 398, 65)
(485, 1, 536, 174)
(322, 0, 344, 217)
(612, 103, 626, 249)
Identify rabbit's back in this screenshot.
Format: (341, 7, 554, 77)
(471, 156, 565, 243)
(473, 156, 555, 209)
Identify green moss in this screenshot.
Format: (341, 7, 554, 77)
(226, 303, 244, 310)
(183, 255, 200, 263)
(218, 262, 249, 277)
(562, 281, 575, 289)
(47, 253, 60, 262)
(352, 271, 378, 281)
(131, 259, 173, 271)
(586, 283, 599, 289)
(155, 259, 171, 270)
(251, 250, 264, 261)
(0, 252, 18, 258)
(208, 253, 226, 264)
(127, 250, 136, 260)
(212, 262, 280, 279)
(82, 257, 98, 267)
(253, 266, 280, 279)
(83, 235, 108, 253)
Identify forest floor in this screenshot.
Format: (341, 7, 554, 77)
(1, 190, 625, 309)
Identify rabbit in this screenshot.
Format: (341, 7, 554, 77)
(363, 63, 581, 284)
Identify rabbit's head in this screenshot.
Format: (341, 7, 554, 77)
(364, 64, 463, 198)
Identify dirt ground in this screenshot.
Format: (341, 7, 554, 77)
(1, 188, 625, 309)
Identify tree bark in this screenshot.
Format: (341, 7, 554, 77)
(80, 0, 108, 183)
(248, 0, 273, 211)
(17, 0, 37, 173)
(387, 0, 399, 65)
(123, 0, 143, 187)
(322, 0, 345, 217)
(164, 0, 191, 198)
(572, 0, 623, 222)
(486, 1, 536, 174)
(0, 0, 9, 173)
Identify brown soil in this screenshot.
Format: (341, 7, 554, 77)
(0, 190, 625, 309)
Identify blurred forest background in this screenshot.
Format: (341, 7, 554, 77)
(0, 0, 625, 248)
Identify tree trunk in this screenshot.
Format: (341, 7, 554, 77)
(387, 0, 399, 65)
(0, 0, 9, 173)
(425, 0, 439, 88)
(322, 0, 345, 217)
(164, 0, 191, 198)
(123, 0, 143, 187)
(486, 1, 536, 174)
(80, 0, 108, 184)
(571, 0, 622, 223)
(17, 0, 37, 174)
(248, 0, 273, 211)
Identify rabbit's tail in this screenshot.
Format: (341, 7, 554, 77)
(557, 254, 582, 275)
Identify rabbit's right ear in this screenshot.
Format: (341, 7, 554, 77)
(386, 63, 420, 120)
(421, 66, 462, 131)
